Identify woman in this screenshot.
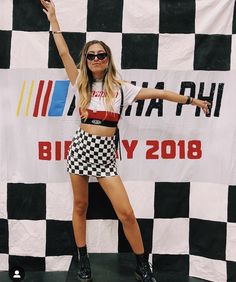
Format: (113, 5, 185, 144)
(40, 1, 210, 281)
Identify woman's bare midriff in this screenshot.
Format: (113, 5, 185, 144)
(80, 123, 117, 137)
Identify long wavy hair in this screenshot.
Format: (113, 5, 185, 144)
(77, 40, 122, 119)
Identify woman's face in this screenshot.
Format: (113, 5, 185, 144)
(86, 43, 109, 77)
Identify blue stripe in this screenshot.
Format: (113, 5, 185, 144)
(48, 80, 70, 116)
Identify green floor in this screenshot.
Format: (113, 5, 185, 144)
(0, 253, 210, 282)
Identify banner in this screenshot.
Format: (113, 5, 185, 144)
(1, 69, 235, 184)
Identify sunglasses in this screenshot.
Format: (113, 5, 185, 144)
(86, 53, 108, 61)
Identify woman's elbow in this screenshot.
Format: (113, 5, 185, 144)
(59, 49, 70, 58)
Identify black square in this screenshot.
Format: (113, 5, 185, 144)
(227, 261, 236, 282)
(122, 34, 158, 69)
(152, 254, 189, 274)
(0, 31, 12, 69)
(0, 219, 8, 253)
(159, 0, 195, 33)
(87, 0, 123, 32)
(87, 182, 117, 219)
(154, 182, 190, 218)
(118, 219, 153, 253)
(9, 255, 45, 271)
(194, 34, 231, 71)
(189, 218, 226, 260)
(13, 0, 49, 31)
(233, 1, 236, 34)
(46, 220, 76, 256)
(7, 183, 46, 220)
(48, 32, 86, 68)
(228, 185, 236, 222)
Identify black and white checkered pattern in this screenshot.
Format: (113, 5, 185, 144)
(0, 0, 235, 70)
(1, 181, 236, 281)
(1, 1, 236, 281)
(67, 128, 117, 177)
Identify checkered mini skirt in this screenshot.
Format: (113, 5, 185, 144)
(67, 128, 118, 177)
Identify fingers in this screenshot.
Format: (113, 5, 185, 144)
(204, 107, 209, 114)
(42, 8, 48, 15)
(40, 0, 51, 9)
(191, 99, 211, 114)
(40, 0, 47, 9)
(202, 101, 210, 114)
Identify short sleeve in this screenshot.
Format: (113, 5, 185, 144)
(69, 74, 79, 94)
(122, 82, 142, 107)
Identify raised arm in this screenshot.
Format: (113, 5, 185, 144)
(135, 88, 211, 114)
(40, 0, 78, 85)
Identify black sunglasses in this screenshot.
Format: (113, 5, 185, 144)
(86, 53, 107, 61)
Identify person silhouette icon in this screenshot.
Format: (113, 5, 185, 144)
(13, 270, 21, 278)
(9, 266, 25, 281)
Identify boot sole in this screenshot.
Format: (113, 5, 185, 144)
(134, 271, 156, 282)
(77, 276, 93, 282)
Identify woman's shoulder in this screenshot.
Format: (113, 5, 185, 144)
(69, 72, 80, 93)
(120, 80, 142, 91)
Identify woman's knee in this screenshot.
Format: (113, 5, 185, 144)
(73, 200, 88, 216)
(118, 208, 136, 225)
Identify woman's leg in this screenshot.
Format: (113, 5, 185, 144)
(97, 175, 144, 254)
(70, 174, 92, 282)
(97, 175, 156, 281)
(70, 173, 89, 248)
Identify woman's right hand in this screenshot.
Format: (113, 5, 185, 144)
(40, 0, 56, 22)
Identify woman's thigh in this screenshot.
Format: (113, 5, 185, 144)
(97, 175, 134, 216)
(70, 174, 89, 203)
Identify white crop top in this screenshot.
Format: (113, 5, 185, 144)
(70, 78, 141, 126)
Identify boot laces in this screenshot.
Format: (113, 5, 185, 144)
(140, 261, 156, 282)
(79, 255, 91, 276)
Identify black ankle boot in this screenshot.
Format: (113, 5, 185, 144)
(77, 246, 92, 282)
(134, 253, 156, 282)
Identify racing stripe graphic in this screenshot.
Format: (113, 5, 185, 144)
(33, 80, 44, 117)
(48, 80, 70, 116)
(16, 80, 70, 117)
(41, 80, 53, 116)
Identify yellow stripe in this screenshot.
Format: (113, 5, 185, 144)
(16, 80, 26, 117)
(25, 80, 35, 116)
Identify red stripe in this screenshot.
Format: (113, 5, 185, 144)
(33, 80, 44, 117)
(79, 108, 120, 121)
(41, 80, 53, 116)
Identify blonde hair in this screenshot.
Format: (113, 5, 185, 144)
(77, 40, 122, 119)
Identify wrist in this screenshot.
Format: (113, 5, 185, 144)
(185, 96, 195, 105)
(50, 16, 58, 25)
(52, 30, 62, 34)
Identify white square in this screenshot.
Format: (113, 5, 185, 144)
(124, 181, 154, 218)
(46, 255, 72, 271)
(190, 255, 227, 282)
(122, 0, 159, 33)
(0, 0, 12, 30)
(152, 218, 189, 254)
(226, 223, 236, 261)
(0, 254, 8, 271)
(231, 35, 236, 70)
(86, 32, 122, 71)
(86, 220, 118, 253)
(10, 31, 49, 68)
(189, 182, 228, 222)
(195, 0, 234, 34)
(158, 34, 195, 70)
(52, 0, 87, 32)
(46, 182, 73, 220)
(9, 220, 46, 257)
(0, 182, 7, 219)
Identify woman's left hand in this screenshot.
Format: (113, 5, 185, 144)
(192, 99, 211, 114)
